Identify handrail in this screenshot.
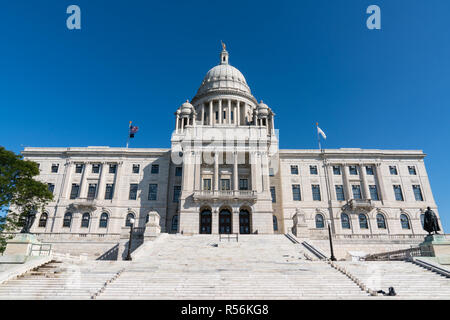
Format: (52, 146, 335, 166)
(96, 243, 119, 261)
(411, 258, 450, 278)
(364, 246, 424, 261)
(301, 241, 327, 260)
(219, 233, 238, 242)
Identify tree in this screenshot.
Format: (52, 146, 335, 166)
(0, 146, 53, 253)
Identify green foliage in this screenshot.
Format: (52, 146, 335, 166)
(0, 146, 53, 253)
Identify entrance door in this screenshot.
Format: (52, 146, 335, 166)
(239, 210, 251, 234)
(200, 210, 212, 234)
(219, 210, 232, 234)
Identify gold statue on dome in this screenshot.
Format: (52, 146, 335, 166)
(221, 41, 226, 51)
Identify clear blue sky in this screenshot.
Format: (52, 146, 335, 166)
(0, 1, 449, 230)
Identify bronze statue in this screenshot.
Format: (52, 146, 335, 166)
(423, 206, 440, 234)
(20, 212, 36, 234)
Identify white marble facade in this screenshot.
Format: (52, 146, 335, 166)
(22, 47, 442, 240)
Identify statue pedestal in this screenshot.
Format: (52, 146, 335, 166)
(420, 234, 450, 265)
(144, 211, 161, 240)
(0, 234, 42, 264)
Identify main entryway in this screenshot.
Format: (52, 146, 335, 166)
(239, 210, 251, 234)
(219, 209, 232, 234)
(199, 210, 212, 234)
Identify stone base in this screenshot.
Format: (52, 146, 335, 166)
(0, 255, 28, 264)
(420, 234, 450, 263)
(3, 234, 42, 257)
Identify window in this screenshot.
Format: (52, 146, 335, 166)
(290, 165, 298, 175)
(270, 186, 276, 203)
(341, 213, 350, 229)
(352, 185, 362, 199)
(312, 185, 321, 201)
(109, 164, 117, 174)
(75, 164, 84, 174)
(292, 185, 301, 201)
(175, 167, 182, 177)
(63, 212, 72, 228)
(359, 214, 368, 229)
(349, 166, 358, 175)
(132, 164, 140, 174)
(389, 166, 398, 175)
(310, 165, 318, 175)
(239, 179, 248, 190)
(220, 179, 231, 190)
(173, 186, 181, 202)
(273, 215, 278, 231)
(420, 214, 425, 228)
(38, 213, 48, 228)
(315, 214, 324, 228)
(105, 184, 114, 200)
(231, 111, 234, 121)
(47, 183, 55, 194)
(269, 168, 274, 176)
(129, 184, 138, 200)
(51, 164, 59, 173)
(125, 213, 135, 227)
(408, 166, 417, 175)
(333, 166, 341, 175)
(400, 214, 410, 229)
(393, 185, 404, 201)
(146, 214, 149, 223)
(203, 179, 211, 191)
(81, 213, 90, 228)
(99, 213, 109, 228)
(413, 185, 423, 201)
(223, 110, 226, 119)
(148, 184, 158, 201)
(369, 185, 379, 200)
(87, 184, 97, 199)
(215, 111, 219, 120)
(151, 164, 159, 174)
(171, 215, 178, 231)
(335, 185, 345, 201)
(92, 164, 100, 174)
(377, 214, 386, 229)
(366, 166, 374, 175)
(70, 184, 79, 199)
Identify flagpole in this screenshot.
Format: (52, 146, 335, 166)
(316, 122, 321, 151)
(126, 121, 131, 148)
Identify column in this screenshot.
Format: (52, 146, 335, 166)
(237, 101, 241, 126)
(112, 162, 123, 200)
(194, 152, 201, 191)
(214, 152, 219, 191)
(261, 152, 269, 191)
(327, 163, 336, 201)
(232, 208, 239, 234)
(218, 100, 222, 124)
(359, 164, 370, 200)
(233, 104, 237, 126)
(97, 161, 107, 199)
(79, 162, 89, 198)
(342, 164, 352, 200)
(212, 209, 219, 234)
(61, 161, 74, 199)
(209, 100, 213, 126)
(375, 163, 387, 202)
(250, 152, 261, 192)
(233, 151, 238, 191)
(201, 104, 204, 125)
(175, 113, 179, 133)
(228, 99, 231, 124)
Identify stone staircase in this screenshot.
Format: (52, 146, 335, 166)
(0, 259, 127, 299)
(96, 234, 368, 299)
(336, 261, 450, 299)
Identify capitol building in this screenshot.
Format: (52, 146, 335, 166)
(22, 46, 442, 258)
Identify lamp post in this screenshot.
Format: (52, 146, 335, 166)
(125, 218, 135, 261)
(327, 219, 337, 261)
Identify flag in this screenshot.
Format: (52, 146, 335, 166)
(129, 125, 139, 138)
(317, 126, 326, 139)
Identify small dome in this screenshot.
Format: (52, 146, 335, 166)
(257, 100, 269, 117)
(180, 100, 193, 116)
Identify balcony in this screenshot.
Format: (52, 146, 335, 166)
(345, 199, 374, 211)
(68, 198, 97, 211)
(193, 190, 257, 201)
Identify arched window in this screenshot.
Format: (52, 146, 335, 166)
(99, 213, 108, 228)
(63, 212, 72, 228)
(359, 214, 368, 229)
(341, 213, 350, 229)
(420, 214, 425, 228)
(376, 214, 386, 229)
(400, 214, 410, 229)
(38, 213, 48, 228)
(171, 215, 178, 231)
(273, 215, 278, 231)
(125, 213, 135, 227)
(145, 214, 149, 224)
(315, 214, 324, 229)
(81, 213, 90, 228)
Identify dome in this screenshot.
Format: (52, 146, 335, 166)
(180, 100, 193, 116)
(257, 100, 269, 117)
(194, 46, 252, 97)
